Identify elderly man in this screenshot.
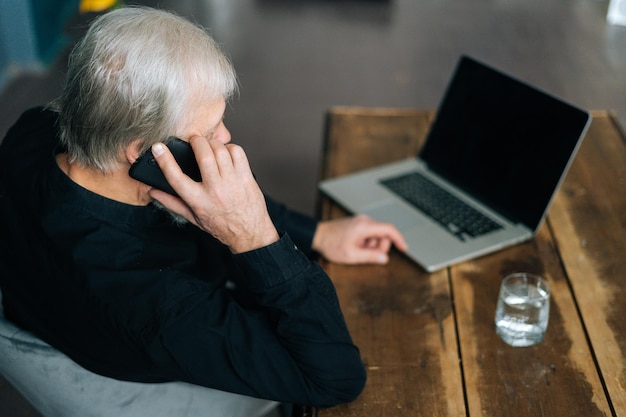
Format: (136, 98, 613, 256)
(0, 6, 407, 413)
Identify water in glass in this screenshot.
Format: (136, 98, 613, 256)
(495, 273, 550, 347)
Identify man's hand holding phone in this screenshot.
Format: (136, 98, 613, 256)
(148, 136, 280, 253)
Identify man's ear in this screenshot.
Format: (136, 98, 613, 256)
(125, 139, 145, 165)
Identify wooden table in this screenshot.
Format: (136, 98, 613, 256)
(317, 107, 626, 417)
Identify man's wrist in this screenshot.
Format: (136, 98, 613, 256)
(233, 233, 311, 289)
(228, 222, 280, 254)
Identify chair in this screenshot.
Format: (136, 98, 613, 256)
(0, 289, 279, 417)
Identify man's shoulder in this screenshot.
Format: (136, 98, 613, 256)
(5, 106, 57, 137)
(0, 106, 59, 159)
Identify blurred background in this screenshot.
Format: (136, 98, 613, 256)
(1, 0, 625, 414)
(1, 0, 625, 217)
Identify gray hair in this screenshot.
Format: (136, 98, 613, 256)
(50, 6, 238, 172)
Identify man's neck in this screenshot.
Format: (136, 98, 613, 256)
(55, 153, 152, 206)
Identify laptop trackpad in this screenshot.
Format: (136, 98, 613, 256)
(361, 201, 424, 231)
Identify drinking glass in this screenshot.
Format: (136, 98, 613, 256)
(495, 273, 550, 347)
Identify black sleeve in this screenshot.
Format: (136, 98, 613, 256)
(265, 195, 319, 256)
(152, 234, 366, 407)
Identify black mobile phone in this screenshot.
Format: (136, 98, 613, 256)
(129, 136, 201, 196)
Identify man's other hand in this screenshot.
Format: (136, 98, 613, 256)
(312, 215, 408, 265)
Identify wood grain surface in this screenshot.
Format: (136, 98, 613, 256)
(318, 107, 624, 416)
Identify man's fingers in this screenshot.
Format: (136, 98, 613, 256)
(375, 225, 408, 252)
(151, 143, 183, 182)
(190, 138, 252, 181)
(352, 249, 389, 265)
(149, 188, 195, 221)
(227, 144, 254, 178)
(358, 216, 408, 252)
(206, 139, 236, 177)
(363, 237, 389, 251)
(385, 226, 408, 252)
(152, 142, 202, 199)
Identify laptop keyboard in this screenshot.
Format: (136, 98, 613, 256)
(380, 172, 503, 241)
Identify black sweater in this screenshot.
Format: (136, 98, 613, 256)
(0, 107, 366, 407)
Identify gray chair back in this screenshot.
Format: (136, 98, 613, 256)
(0, 288, 278, 417)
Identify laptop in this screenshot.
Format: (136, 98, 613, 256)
(319, 55, 591, 272)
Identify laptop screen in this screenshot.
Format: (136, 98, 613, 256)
(419, 56, 591, 230)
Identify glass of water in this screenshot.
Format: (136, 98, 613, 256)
(495, 273, 551, 347)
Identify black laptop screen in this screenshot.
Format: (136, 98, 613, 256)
(419, 56, 591, 230)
